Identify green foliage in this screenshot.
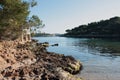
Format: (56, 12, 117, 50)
(65, 16, 120, 38)
(29, 15, 42, 27)
(0, 0, 43, 40)
(28, 15, 45, 35)
(0, 0, 29, 40)
(31, 0, 37, 7)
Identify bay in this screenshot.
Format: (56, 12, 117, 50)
(33, 37, 120, 80)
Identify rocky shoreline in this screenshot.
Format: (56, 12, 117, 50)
(0, 39, 82, 80)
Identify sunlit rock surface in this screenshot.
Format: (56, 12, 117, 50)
(0, 40, 82, 80)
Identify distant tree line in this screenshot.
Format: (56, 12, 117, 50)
(64, 17, 120, 38)
(33, 32, 63, 37)
(33, 33, 55, 37)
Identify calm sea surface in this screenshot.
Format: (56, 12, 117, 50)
(33, 37, 120, 80)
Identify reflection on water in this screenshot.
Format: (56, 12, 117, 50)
(33, 37, 120, 80)
(33, 37, 120, 59)
(74, 39, 120, 57)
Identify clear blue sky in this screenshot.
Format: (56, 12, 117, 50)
(30, 0, 120, 34)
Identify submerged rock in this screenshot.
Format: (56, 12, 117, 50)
(56, 68, 82, 80)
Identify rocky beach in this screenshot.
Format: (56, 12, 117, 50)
(0, 39, 82, 80)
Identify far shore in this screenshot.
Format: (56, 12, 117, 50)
(63, 35, 120, 38)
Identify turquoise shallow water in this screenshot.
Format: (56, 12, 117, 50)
(33, 37, 120, 80)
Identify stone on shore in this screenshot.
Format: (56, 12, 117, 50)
(0, 40, 83, 80)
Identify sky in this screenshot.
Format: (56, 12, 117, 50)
(30, 0, 120, 34)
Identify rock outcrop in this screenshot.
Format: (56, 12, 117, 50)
(0, 39, 82, 80)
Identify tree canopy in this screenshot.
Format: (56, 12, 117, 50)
(0, 0, 43, 40)
(65, 16, 120, 38)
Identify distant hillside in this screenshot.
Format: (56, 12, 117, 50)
(64, 16, 120, 38)
(33, 33, 63, 37)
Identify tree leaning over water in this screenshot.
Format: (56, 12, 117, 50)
(0, 0, 43, 40)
